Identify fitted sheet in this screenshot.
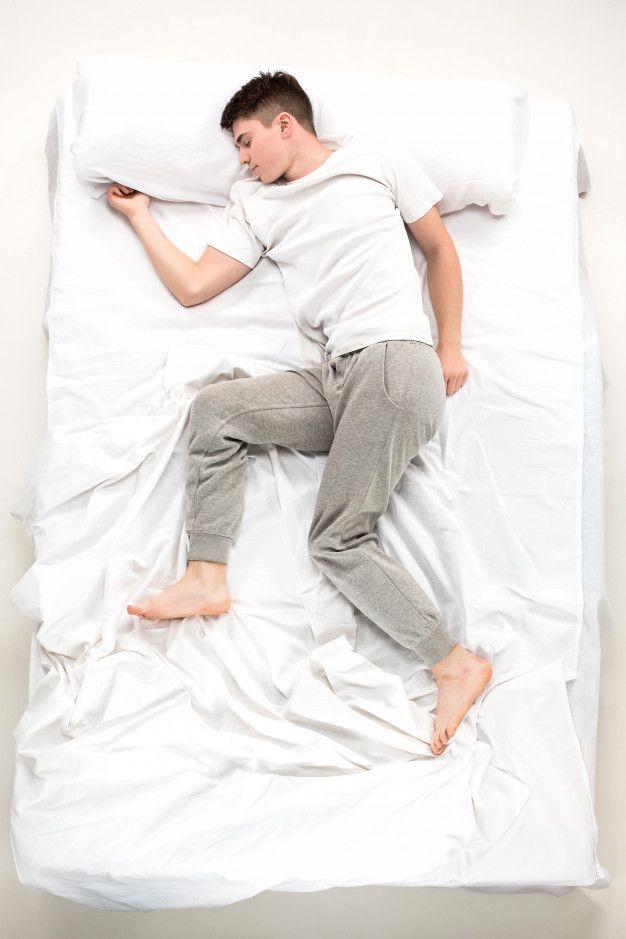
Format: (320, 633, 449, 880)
(9, 89, 613, 909)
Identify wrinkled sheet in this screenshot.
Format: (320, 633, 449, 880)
(9, 91, 612, 910)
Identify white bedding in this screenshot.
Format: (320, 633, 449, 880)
(9, 89, 612, 909)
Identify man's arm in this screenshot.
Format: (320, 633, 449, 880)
(106, 185, 195, 305)
(407, 205, 468, 395)
(406, 206, 463, 349)
(106, 184, 251, 305)
(129, 208, 198, 306)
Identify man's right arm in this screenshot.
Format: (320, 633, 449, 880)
(130, 210, 253, 306)
(106, 183, 253, 306)
(129, 208, 198, 305)
(186, 245, 253, 306)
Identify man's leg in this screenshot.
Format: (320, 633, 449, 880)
(307, 340, 492, 754)
(185, 367, 334, 561)
(127, 365, 334, 617)
(308, 340, 456, 667)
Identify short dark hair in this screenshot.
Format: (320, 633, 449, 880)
(220, 70, 317, 137)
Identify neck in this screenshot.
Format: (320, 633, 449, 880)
(282, 144, 335, 183)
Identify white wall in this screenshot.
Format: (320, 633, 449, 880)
(2, 0, 622, 935)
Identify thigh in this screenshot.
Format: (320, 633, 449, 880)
(310, 341, 445, 542)
(189, 365, 335, 453)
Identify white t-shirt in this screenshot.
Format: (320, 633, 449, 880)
(207, 135, 444, 360)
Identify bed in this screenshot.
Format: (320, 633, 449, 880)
(8, 80, 613, 909)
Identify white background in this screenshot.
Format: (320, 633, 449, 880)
(2, 0, 623, 935)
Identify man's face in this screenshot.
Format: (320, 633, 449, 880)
(232, 114, 292, 184)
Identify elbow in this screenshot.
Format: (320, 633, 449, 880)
(180, 269, 200, 306)
(179, 288, 196, 307)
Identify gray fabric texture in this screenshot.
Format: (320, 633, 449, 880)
(185, 339, 457, 668)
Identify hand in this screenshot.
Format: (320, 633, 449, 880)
(106, 182, 150, 220)
(436, 342, 469, 396)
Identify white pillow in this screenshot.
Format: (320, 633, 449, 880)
(70, 55, 529, 216)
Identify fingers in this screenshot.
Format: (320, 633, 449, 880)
(108, 183, 136, 197)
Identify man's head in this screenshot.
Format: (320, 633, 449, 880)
(220, 70, 319, 184)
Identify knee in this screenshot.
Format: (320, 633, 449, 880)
(308, 522, 356, 568)
(307, 529, 335, 564)
(190, 382, 230, 425)
(307, 529, 322, 560)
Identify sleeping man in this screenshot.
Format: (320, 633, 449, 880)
(107, 70, 492, 756)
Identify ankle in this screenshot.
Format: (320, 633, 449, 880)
(431, 644, 466, 680)
(187, 559, 228, 583)
(432, 646, 491, 682)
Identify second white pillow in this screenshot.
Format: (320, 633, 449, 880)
(70, 55, 529, 216)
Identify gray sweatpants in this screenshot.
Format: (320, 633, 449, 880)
(184, 339, 458, 668)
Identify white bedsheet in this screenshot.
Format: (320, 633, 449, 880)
(9, 90, 612, 909)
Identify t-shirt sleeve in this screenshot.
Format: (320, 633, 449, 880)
(383, 147, 444, 223)
(205, 184, 265, 269)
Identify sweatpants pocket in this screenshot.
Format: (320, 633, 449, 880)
(381, 342, 409, 408)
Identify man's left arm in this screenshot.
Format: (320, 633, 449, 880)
(407, 206, 469, 396)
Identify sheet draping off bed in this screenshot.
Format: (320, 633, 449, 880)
(9, 89, 613, 909)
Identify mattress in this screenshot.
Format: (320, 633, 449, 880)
(8, 88, 613, 909)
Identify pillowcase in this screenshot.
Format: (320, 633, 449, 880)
(302, 68, 531, 216)
(70, 55, 529, 216)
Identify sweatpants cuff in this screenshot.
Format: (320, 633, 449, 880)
(413, 624, 458, 669)
(187, 530, 232, 564)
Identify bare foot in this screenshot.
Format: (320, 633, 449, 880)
(127, 561, 231, 620)
(429, 645, 492, 756)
